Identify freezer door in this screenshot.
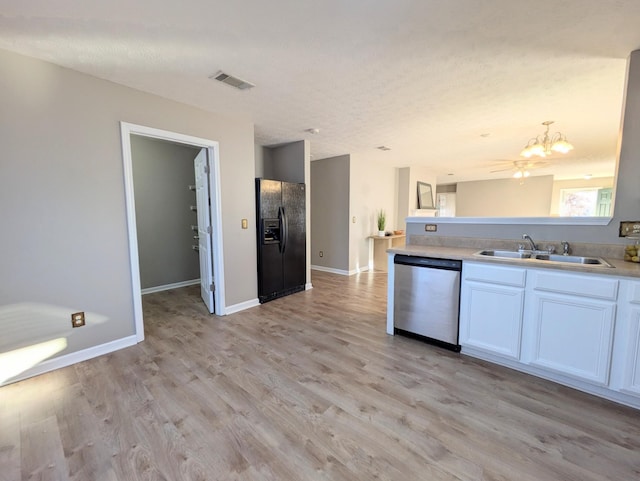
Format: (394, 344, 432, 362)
(257, 179, 282, 220)
(393, 263, 460, 344)
(281, 181, 306, 290)
(256, 179, 284, 299)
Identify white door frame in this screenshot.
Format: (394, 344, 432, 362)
(120, 122, 226, 342)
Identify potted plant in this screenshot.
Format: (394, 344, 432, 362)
(377, 209, 386, 236)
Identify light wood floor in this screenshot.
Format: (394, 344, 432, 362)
(1, 271, 639, 481)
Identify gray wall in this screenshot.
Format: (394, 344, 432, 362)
(456, 175, 553, 217)
(131, 136, 200, 289)
(396, 167, 411, 228)
(0, 48, 256, 360)
(254, 143, 272, 179)
(264, 141, 306, 183)
(311, 155, 350, 270)
(348, 154, 399, 271)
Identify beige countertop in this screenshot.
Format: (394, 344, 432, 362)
(388, 244, 640, 278)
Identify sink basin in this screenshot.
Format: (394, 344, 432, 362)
(476, 250, 532, 259)
(475, 250, 614, 267)
(533, 254, 614, 267)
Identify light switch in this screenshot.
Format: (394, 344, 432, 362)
(241, 218, 248, 229)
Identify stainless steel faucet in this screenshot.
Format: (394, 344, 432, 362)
(522, 234, 538, 251)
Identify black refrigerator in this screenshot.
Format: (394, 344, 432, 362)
(256, 178, 306, 303)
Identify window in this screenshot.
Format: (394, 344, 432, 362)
(559, 187, 612, 217)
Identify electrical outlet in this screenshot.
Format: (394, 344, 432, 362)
(619, 221, 640, 237)
(319, 251, 324, 257)
(425, 224, 437, 232)
(71, 312, 85, 328)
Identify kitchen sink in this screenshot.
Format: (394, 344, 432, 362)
(476, 249, 532, 259)
(533, 254, 614, 267)
(475, 250, 614, 267)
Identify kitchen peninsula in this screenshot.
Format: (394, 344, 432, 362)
(386, 235, 640, 411)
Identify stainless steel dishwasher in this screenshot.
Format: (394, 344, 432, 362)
(393, 254, 462, 351)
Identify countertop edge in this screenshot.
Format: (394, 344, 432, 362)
(387, 245, 640, 278)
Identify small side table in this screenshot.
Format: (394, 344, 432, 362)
(367, 234, 406, 272)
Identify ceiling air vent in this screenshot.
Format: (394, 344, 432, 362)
(210, 71, 255, 90)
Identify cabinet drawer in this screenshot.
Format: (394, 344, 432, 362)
(463, 262, 526, 287)
(532, 271, 618, 301)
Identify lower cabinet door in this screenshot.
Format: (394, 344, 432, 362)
(460, 281, 524, 360)
(622, 307, 640, 395)
(529, 292, 615, 385)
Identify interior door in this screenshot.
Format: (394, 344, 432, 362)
(194, 148, 215, 313)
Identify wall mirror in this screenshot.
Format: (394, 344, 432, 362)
(430, 137, 619, 220)
(434, 173, 616, 219)
(417, 181, 434, 209)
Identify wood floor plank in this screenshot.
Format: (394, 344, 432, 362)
(52, 379, 119, 481)
(0, 382, 21, 481)
(21, 416, 69, 481)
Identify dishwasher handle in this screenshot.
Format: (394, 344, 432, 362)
(394, 254, 461, 271)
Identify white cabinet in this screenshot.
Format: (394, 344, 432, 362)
(460, 263, 526, 360)
(384, 251, 640, 409)
(527, 292, 616, 385)
(525, 271, 618, 385)
(620, 282, 640, 395)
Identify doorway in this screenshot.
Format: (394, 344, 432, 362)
(120, 122, 226, 342)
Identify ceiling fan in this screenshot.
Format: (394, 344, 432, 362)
(490, 159, 549, 182)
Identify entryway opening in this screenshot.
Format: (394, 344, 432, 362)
(120, 122, 226, 342)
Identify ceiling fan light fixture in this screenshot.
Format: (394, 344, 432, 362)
(513, 169, 530, 179)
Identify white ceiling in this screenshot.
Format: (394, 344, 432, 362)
(2, 1, 640, 183)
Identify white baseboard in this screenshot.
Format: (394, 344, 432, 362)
(305, 282, 313, 290)
(3, 335, 138, 386)
(311, 265, 351, 276)
(461, 347, 640, 411)
(311, 265, 370, 276)
(141, 279, 200, 295)
(225, 298, 260, 315)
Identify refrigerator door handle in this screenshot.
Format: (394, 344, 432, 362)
(280, 206, 288, 253)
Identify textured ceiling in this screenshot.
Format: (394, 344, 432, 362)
(2, 1, 640, 183)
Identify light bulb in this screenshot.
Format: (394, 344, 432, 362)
(520, 147, 533, 158)
(528, 143, 546, 157)
(551, 139, 574, 153)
